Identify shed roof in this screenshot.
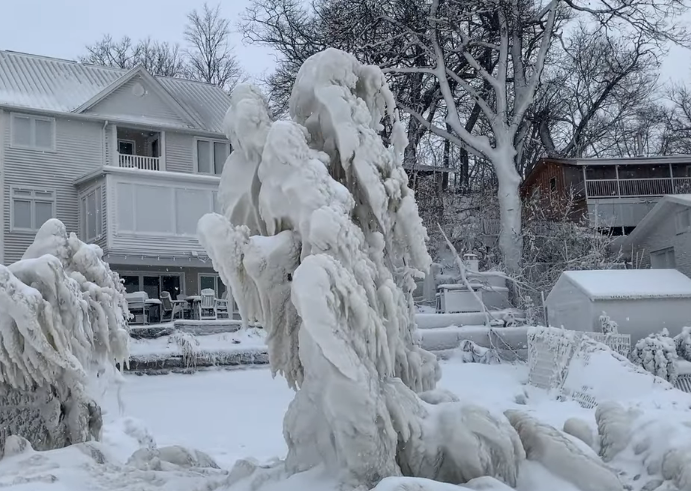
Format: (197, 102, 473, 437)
(0, 50, 230, 134)
(561, 269, 691, 301)
(617, 194, 691, 250)
(542, 155, 691, 166)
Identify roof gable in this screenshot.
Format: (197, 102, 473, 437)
(619, 194, 691, 249)
(0, 51, 230, 134)
(560, 269, 691, 301)
(75, 66, 201, 129)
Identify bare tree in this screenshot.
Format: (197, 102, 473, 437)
(81, 35, 186, 77)
(185, 3, 243, 91)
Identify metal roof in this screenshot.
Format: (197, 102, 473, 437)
(0, 50, 230, 134)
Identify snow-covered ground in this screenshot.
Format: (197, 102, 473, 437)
(3, 354, 691, 491)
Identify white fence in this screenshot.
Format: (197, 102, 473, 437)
(118, 154, 161, 171)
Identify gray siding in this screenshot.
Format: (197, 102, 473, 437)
(633, 205, 691, 277)
(84, 76, 188, 128)
(3, 112, 104, 263)
(165, 131, 195, 173)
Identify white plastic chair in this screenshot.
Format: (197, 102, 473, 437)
(199, 289, 217, 320)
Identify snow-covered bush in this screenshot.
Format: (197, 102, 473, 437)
(629, 329, 678, 384)
(169, 331, 200, 369)
(0, 219, 128, 451)
(674, 326, 691, 362)
(599, 312, 618, 335)
(456, 340, 500, 364)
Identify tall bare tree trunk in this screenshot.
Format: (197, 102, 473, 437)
(493, 145, 523, 274)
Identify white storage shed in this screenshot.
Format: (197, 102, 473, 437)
(545, 269, 691, 344)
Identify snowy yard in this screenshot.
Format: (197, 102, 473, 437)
(3, 356, 691, 491)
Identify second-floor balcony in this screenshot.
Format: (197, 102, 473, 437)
(586, 177, 691, 198)
(118, 153, 161, 171)
(114, 126, 163, 171)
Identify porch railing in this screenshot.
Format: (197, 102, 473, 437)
(586, 177, 691, 198)
(118, 154, 161, 171)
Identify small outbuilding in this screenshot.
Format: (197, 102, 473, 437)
(545, 269, 691, 344)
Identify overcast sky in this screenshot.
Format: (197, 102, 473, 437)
(0, 0, 689, 87)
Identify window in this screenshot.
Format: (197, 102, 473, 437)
(11, 113, 55, 151)
(651, 248, 676, 269)
(195, 138, 230, 175)
(549, 177, 557, 192)
(120, 273, 183, 299)
(199, 273, 227, 298)
(677, 209, 691, 234)
(116, 182, 215, 236)
(81, 186, 103, 241)
(118, 139, 135, 155)
(11, 187, 55, 231)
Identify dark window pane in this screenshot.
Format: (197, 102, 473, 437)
(143, 276, 160, 299)
(161, 275, 181, 297)
(122, 275, 140, 293)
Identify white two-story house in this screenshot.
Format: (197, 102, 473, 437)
(0, 50, 232, 300)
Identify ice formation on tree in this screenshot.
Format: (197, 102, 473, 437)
(198, 48, 543, 487)
(674, 326, 691, 362)
(599, 312, 618, 335)
(629, 329, 678, 384)
(0, 219, 129, 451)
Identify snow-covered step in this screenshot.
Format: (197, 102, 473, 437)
(130, 319, 243, 339)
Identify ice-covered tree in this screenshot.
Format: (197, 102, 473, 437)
(0, 219, 129, 451)
(198, 49, 532, 487)
(199, 48, 625, 490)
(629, 329, 678, 384)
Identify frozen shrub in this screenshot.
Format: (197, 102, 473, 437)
(674, 326, 691, 362)
(599, 313, 618, 335)
(629, 329, 678, 384)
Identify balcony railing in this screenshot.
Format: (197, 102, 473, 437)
(118, 154, 161, 171)
(586, 177, 691, 198)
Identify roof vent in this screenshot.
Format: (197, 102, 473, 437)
(132, 82, 145, 97)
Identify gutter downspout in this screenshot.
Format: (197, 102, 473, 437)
(102, 120, 109, 167)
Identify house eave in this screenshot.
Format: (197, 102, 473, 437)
(0, 103, 226, 138)
(74, 166, 223, 187)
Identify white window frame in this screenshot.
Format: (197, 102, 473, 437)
(80, 185, 103, 242)
(193, 137, 230, 175)
(117, 139, 137, 155)
(115, 180, 216, 238)
(10, 186, 56, 232)
(10, 113, 56, 151)
(198, 273, 225, 296)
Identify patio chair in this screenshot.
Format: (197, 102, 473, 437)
(176, 294, 192, 319)
(200, 288, 217, 320)
(126, 291, 150, 325)
(216, 298, 230, 319)
(160, 291, 185, 321)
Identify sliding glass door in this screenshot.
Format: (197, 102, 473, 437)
(119, 272, 184, 299)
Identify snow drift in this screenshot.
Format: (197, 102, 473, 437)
(0, 219, 129, 453)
